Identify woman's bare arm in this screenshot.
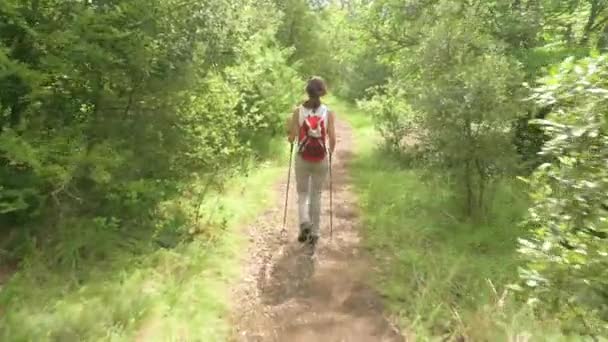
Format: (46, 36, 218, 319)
(328, 111, 337, 155)
(287, 108, 299, 143)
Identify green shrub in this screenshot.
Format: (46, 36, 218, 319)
(357, 83, 420, 152)
(519, 54, 608, 336)
(0, 0, 301, 264)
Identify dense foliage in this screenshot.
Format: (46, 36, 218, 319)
(0, 0, 301, 264)
(325, 0, 608, 337)
(520, 54, 608, 334)
(1, 0, 608, 339)
(0, 0, 306, 339)
(358, 1, 526, 217)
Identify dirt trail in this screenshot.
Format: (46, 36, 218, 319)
(230, 120, 404, 342)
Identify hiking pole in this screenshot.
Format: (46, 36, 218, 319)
(282, 142, 294, 237)
(329, 152, 333, 241)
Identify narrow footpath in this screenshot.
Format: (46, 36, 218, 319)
(230, 119, 404, 342)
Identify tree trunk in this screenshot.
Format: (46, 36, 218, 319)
(565, 24, 574, 45)
(581, 0, 601, 45)
(463, 117, 474, 218)
(598, 22, 608, 50)
(512, 0, 521, 11)
(475, 158, 486, 220)
(465, 159, 474, 218)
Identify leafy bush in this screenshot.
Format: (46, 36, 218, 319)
(0, 0, 300, 265)
(519, 54, 608, 336)
(357, 83, 419, 152)
(224, 30, 303, 152)
(0, 0, 303, 339)
(360, 1, 525, 218)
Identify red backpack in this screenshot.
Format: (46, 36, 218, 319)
(298, 106, 328, 162)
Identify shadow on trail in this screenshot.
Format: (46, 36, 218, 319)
(254, 141, 353, 308)
(232, 119, 405, 341)
(257, 240, 316, 306)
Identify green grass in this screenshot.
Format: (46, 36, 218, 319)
(0, 140, 288, 342)
(329, 98, 580, 340)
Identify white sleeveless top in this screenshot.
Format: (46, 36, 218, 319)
(298, 104, 329, 126)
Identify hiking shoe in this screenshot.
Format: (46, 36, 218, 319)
(308, 235, 319, 247)
(298, 223, 312, 243)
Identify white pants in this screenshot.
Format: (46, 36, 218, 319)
(295, 155, 328, 236)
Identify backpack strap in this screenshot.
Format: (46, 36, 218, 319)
(318, 105, 328, 122)
(298, 104, 328, 126)
(298, 105, 307, 127)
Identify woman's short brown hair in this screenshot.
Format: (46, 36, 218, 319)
(303, 76, 327, 110)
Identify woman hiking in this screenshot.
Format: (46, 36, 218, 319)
(287, 76, 337, 245)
